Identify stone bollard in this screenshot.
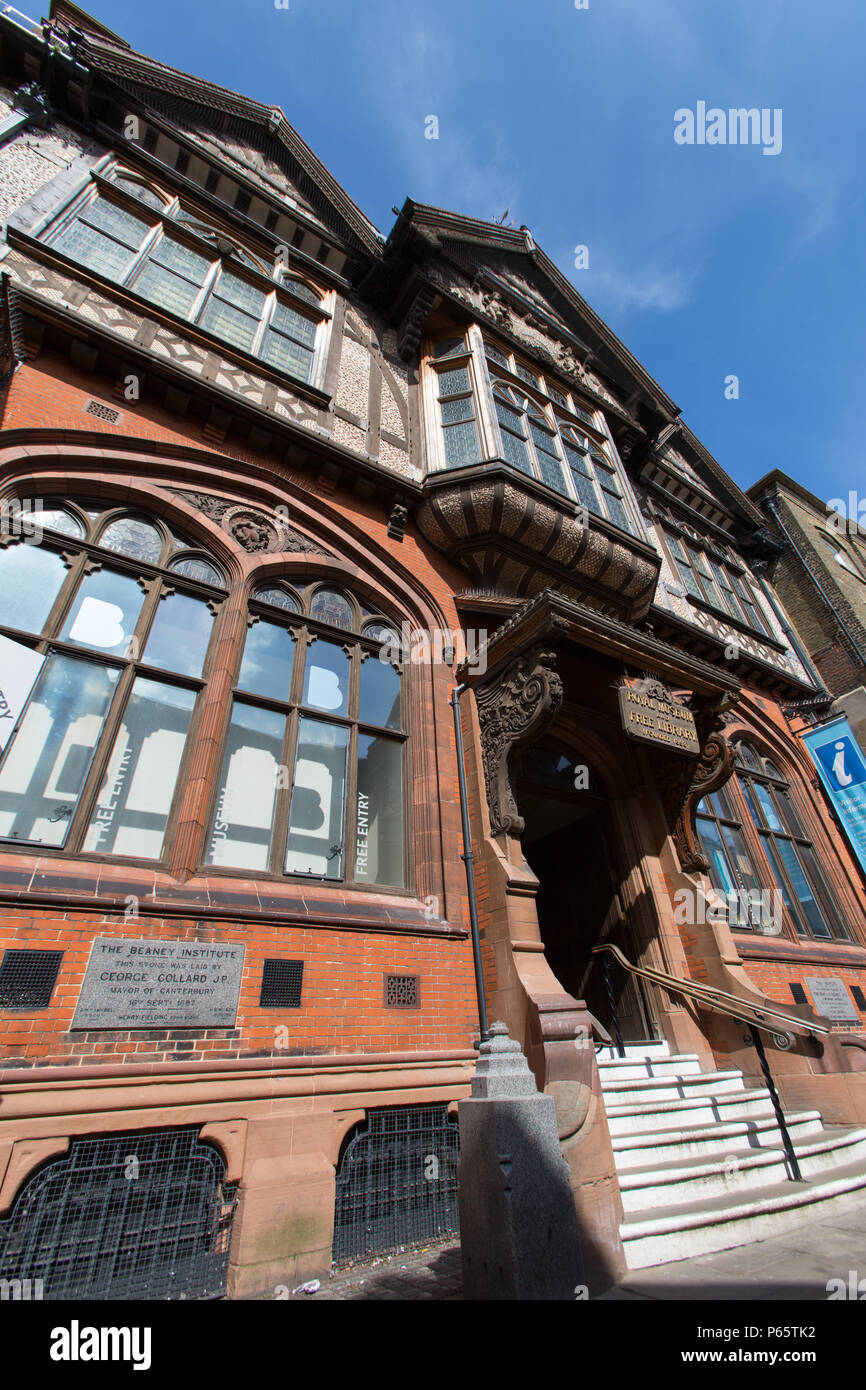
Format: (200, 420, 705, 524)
(458, 1021, 585, 1300)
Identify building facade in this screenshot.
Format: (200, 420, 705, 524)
(1, 1, 865, 1299)
(748, 469, 866, 754)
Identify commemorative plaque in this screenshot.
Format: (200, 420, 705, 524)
(805, 976, 860, 1024)
(618, 680, 700, 756)
(71, 936, 246, 1030)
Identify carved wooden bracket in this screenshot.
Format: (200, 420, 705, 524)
(475, 644, 563, 836)
(657, 697, 737, 873)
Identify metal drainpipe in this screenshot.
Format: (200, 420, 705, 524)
(451, 683, 490, 1044)
(764, 497, 866, 668)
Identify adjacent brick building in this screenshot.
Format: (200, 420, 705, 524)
(0, 1, 865, 1300)
(748, 469, 866, 755)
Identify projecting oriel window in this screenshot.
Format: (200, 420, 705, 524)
(206, 580, 406, 888)
(0, 498, 226, 861)
(46, 172, 329, 387)
(425, 331, 637, 534)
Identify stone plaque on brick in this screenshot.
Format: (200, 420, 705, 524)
(805, 976, 859, 1023)
(71, 937, 245, 1030)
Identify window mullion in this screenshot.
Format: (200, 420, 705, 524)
(64, 661, 136, 854)
(119, 219, 163, 289)
(271, 705, 299, 876)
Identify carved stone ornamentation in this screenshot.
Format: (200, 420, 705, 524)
(397, 286, 436, 362)
(167, 488, 333, 555)
(656, 699, 737, 873)
(475, 645, 564, 836)
(387, 502, 408, 541)
(222, 507, 276, 553)
(481, 289, 512, 329)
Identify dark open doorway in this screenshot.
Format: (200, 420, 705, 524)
(514, 743, 657, 1043)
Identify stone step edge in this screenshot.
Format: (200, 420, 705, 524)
(612, 1111, 823, 1154)
(601, 1068, 745, 1092)
(598, 1053, 703, 1070)
(617, 1128, 866, 1188)
(620, 1157, 866, 1240)
(604, 1087, 774, 1119)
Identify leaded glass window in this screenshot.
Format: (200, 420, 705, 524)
(436, 360, 481, 469)
(0, 499, 226, 859)
(661, 524, 772, 637)
(48, 184, 327, 384)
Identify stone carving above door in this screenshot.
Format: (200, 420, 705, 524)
(475, 644, 564, 836)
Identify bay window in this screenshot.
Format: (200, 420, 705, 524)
(661, 521, 773, 638)
(426, 331, 638, 534)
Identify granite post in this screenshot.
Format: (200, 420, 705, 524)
(458, 1021, 585, 1300)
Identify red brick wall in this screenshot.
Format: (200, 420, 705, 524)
(0, 353, 483, 1070)
(0, 906, 478, 1067)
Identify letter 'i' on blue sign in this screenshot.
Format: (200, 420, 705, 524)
(803, 717, 866, 877)
(812, 732, 866, 790)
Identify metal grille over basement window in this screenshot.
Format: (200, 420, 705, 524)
(0, 949, 63, 1009)
(333, 1105, 459, 1264)
(259, 958, 304, 1008)
(384, 973, 420, 1009)
(0, 1127, 238, 1300)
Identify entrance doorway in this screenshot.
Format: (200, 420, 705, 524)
(514, 744, 657, 1043)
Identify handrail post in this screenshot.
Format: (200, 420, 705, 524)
(747, 1028, 803, 1183)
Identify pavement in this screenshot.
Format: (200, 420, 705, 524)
(289, 1191, 866, 1300)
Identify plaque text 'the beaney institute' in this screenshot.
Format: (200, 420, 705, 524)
(71, 937, 246, 1029)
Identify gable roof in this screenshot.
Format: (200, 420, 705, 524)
(47, 2, 382, 258)
(390, 201, 765, 528)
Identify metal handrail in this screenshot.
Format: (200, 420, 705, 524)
(591, 940, 830, 1182)
(592, 941, 830, 1048)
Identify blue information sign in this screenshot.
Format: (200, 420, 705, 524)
(803, 717, 866, 877)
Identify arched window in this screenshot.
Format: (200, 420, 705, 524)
(696, 741, 847, 940)
(0, 497, 226, 859)
(206, 578, 406, 887)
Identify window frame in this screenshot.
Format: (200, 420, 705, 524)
(44, 171, 332, 389)
(0, 499, 227, 865)
(204, 577, 410, 891)
(659, 519, 774, 639)
(696, 742, 849, 942)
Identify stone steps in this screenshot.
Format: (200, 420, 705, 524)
(599, 1044, 866, 1267)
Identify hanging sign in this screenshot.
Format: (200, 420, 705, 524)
(802, 716, 866, 878)
(618, 678, 700, 755)
(0, 633, 45, 754)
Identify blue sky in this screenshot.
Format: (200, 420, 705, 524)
(77, 0, 865, 504)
